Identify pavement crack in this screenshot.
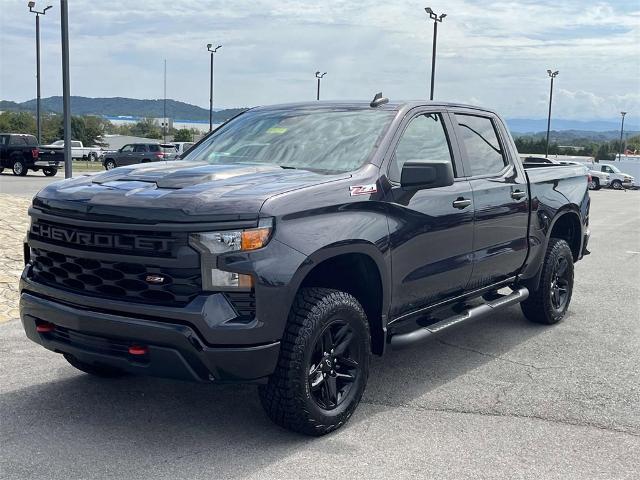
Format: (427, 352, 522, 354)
(361, 399, 640, 438)
(435, 339, 564, 371)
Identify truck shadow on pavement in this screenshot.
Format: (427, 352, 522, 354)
(1, 307, 546, 476)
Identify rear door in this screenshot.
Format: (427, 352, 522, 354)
(451, 111, 529, 288)
(386, 109, 474, 316)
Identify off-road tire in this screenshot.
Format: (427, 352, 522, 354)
(43, 167, 57, 177)
(12, 159, 27, 176)
(259, 288, 370, 436)
(63, 353, 126, 378)
(521, 238, 574, 324)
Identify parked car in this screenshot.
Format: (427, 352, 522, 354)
(173, 141, 195, 158)
(42, 140, 103, 161)
(554, 160, 610, 190)
(0, 133, 64, 176)
(102, 143, 168, 170)
(590, 163, 635, 190)
(160, 143, 179, 161)
(20, 99, 590, 435)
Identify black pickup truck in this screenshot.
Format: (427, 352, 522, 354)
(19, 98, 590, 435)
(0, 133, 64, 176)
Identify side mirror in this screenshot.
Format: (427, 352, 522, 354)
(400, 160, 454, 189)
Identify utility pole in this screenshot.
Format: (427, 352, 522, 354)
(60, 0, 72, 178)
(618, 111, 627, 161)
(28, 2, 52, 144)
(315, 71, 327, 100)
(545, 69, 559, 158)
(207, 44, 222, 132)
(425, 7, 446, 101)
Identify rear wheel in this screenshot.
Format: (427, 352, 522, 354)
(88, 152, 98, 161)
(12, 159, 27, 176)
(588, 178, 600, 190)
(259, 288, 370, 436)
(521, 238, 574, 325)
(63, 353, 126, 378)
(43, 167, 57, 176)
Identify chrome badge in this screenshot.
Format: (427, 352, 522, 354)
(349, 184, 377, 196)
(145, 275, 165, 284)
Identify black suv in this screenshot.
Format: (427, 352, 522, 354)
(102, 143, 168, 170)
(20, 100, 590, 435)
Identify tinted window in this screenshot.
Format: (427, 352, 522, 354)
(121, 145, 134, 152)
(134, 145, 147, 153)
(389, 113, 453, 182)
(147, 144, 160, 152)
(455, 114, 507, 176)
(0, 135, 8, 146)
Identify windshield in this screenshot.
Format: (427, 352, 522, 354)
(185, 107, 395, 173)
(607, 165, 621, 173)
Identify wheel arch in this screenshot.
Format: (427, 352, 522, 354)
(291, 243, 390, 356)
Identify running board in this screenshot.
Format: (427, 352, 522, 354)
(390, 287, 529, 350)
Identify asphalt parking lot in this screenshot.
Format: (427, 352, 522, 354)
(0, 170, 95, 198)
(1, 188, 639, 479)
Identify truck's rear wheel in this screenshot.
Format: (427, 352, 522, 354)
(63, 353, 126, 378)
(521, 238, 574, 324)
(259, 288, 370, 436)
(12, 159, 27, 176)
(43, 167, 57, 176)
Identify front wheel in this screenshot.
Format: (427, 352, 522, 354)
(611, 180, 623, 190)
(521, 238, 574, 324)
(43, 167, 57, 176)
(104, 159, 116, 170)
(259, 288, 370, 436)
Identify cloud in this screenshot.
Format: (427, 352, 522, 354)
(0, 0, 638, 121)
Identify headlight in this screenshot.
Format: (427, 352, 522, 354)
(189, 218, 273, 290)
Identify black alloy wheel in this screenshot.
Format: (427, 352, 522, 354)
(550, 255, 570, 312)
(307, 319, 362, 411)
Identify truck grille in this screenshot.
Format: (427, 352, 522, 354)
(30, 247, 201, 306)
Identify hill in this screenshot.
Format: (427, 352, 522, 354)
(1, 96, 245, 123)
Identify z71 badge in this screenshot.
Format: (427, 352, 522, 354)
(349, 184, 377, 196)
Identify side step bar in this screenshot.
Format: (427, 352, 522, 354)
(390, 287, 529, 350)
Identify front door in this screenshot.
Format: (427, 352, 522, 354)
(386, 110, 474, 317)
(118, 144, 135, 165)
(452, 112, 529, 289)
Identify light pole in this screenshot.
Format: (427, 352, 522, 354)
(27, 1, 52, 144)
(545, 69, 559, 158)
(315, 71, 327, 100)
(207, 44, 222, 132)
(60, 0, 71, 178)
(618, 111, 627, 161)
(425, 7, 446, 101)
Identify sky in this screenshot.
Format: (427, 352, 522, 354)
(0, 0, 639, 120)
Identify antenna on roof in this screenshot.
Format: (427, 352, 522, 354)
(370, 92, 389, 108)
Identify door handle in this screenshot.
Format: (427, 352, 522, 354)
(511, 190, 526, 200)
(452, 198, 472, 209)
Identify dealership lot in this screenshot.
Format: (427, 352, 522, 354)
(0, 189, 638, 479)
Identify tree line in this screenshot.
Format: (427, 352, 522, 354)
(0, 111, 199, 146)
(514, 135, 640, 160)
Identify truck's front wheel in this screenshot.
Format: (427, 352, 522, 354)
(521, 238, 574, 324)
(259, 288, 370, 436)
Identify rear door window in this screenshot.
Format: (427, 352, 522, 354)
(134, 145, 148, 153)
(454, 114, 507, 176)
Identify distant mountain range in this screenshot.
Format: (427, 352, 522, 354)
(1, 96, 638, 136)
(0, 96, 245, 123)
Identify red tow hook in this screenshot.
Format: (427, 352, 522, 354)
(36, 322, 55, 333)
(128, 345, 148, 356)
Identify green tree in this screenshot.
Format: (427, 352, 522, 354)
(173, 128, 193, 142)
(130, 118, 162, 139)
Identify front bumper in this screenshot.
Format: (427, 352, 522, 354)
(20, 291, 280, 383)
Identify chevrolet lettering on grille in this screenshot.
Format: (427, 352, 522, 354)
(31, 223, 175, 252)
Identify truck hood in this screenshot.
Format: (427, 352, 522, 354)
(34, 161, 349, 224)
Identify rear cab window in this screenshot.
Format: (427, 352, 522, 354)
(454, 114, 508, 176)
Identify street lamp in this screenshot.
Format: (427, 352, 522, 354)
(315, 71, 327, 101)
(207, 43, 222, 132)
(545, 69, 559, 158)
(27, 1, 53, 144)
(425, 7, 446, 101)
(618, 111, 627, 161)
